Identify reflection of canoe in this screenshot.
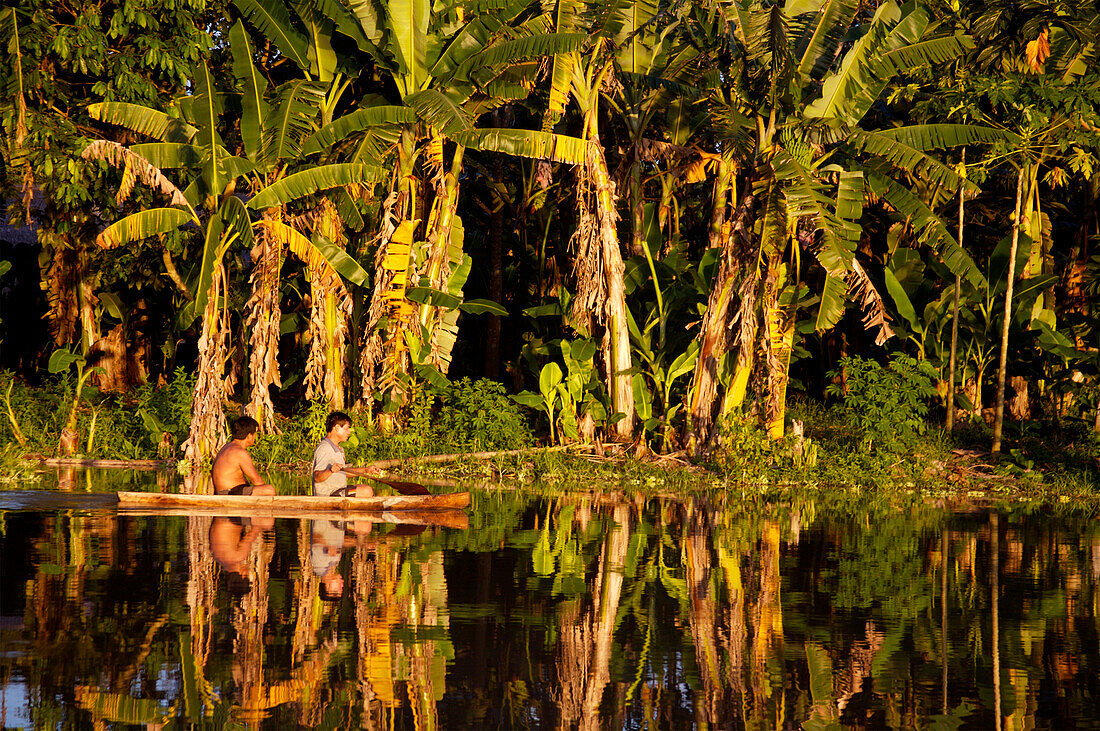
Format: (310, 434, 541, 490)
(119, 506, 470, 529)
(116, 491, 470, 512)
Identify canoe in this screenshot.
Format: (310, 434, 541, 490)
(118, 506, 470, 529)
(116, 491, 470, 512)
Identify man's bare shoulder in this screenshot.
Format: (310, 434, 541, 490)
(214, 441, 248, 463)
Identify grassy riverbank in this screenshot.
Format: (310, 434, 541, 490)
(3, 373, 1098, 499)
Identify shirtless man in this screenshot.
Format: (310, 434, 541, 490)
(312, 411, 377, 497)
(211, 416, 276, 496)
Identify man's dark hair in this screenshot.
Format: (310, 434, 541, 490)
(226, 571, 252, 598)
(326, 411, 352, 433)
(231, 416, 260, 441)
(319, 582, 344, 603)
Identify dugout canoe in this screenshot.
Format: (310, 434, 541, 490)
(116, 491, 470, 512)
(118, 506, 469, 529)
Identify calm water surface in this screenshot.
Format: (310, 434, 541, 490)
(1, 469, 1099, 729)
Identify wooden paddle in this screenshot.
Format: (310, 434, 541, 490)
(343, 468, 430, 496)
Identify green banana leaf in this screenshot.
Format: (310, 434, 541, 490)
(247, 163, 385, 209)
(95, 208, 193, 250)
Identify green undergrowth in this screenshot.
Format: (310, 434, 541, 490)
(2, 370, 1097, 500)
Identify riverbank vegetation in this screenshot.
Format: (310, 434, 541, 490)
(2, 0, 1100, 494)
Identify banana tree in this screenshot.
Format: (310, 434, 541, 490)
(82, 62, 260, 469)
(225, 11, 382, 418)
(260, 0, 589, 424)
(680, 0, 1003, 451)
(541, 1, 645, 440)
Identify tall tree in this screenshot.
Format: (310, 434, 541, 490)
(0, 0, 211, 377)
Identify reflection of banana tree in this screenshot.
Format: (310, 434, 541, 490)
(185, 515, 218, 721)
(556, 502, 631, 731)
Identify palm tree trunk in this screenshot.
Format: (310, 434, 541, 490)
(992, 167, 1026, 454)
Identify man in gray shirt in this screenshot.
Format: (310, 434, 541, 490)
(312, 411, 376, 497)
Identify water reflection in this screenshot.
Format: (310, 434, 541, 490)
(2, 487, 1099, 729)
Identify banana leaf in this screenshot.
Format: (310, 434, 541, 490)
(232, 0, 311, 72)
(248, 163, 385, 209)
(95, 208, 193, 249)
(87, 102, 197, 143)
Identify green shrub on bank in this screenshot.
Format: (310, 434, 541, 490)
(826, 354, 938, 452)
(436, 378, 532, 452)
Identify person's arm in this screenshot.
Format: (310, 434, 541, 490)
(240, 453, 272, 488)
(313, 462, 345, 483)
(341, 464, 381, 477)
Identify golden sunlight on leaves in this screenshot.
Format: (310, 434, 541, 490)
(1025, 29, 1050, 73)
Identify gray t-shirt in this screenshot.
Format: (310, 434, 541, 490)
(312, 437, 346, 496)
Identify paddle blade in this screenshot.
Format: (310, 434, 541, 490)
(367, 475, 430, 495)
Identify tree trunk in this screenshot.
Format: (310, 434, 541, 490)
(764, 267, 794, 440)
(485, 153, 504, 380)
(572, 141, 635, 440)
(947, 155, 964, 431)
(629, 159, 646, 257)
(686, 190, 755, 455)
(992, 167, 1026, 454)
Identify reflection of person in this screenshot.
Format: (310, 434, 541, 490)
(311, 519, 348, 600)
(312, 412, 379, 497)
(212, 416, 276, 496)
(210, 515, 274, 596)
(310, 518, 377, 600)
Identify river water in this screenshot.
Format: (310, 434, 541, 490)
(1, 469, 1098, 729)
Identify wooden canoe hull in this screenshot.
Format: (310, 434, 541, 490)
(118, 507, 469, 529)
(116, 491, 470, 512)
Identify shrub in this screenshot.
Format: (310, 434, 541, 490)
(826, 354, 938, 451)
(436, 378, 532, 452)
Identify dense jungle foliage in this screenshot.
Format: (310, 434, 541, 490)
(1, 0, 1100, 488)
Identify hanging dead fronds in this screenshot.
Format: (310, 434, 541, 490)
(424, 128, 445, 183)
(847, 259, 895, 345)
(570, 144, 621, 331)
(81, 140, 189, 207)
(182, 263, 232, 472)
(116, 157, 136, 206)
(41, 231, 80, 346)
(358, 191, 409, 406)
(244, 212, 284, 433)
